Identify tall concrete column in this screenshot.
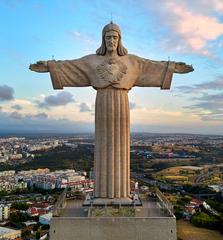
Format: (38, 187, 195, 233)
(94, 88, 130, 199)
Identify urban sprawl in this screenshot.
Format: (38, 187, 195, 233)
(0, 134, 222, 239)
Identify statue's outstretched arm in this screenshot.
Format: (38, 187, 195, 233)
(174, 62, 194, 74)
(134, 58, 194, 89)
(29, 61, 49, 73)
(29, 59, 91, 89)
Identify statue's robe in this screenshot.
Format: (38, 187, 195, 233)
(47, 54, 176, 198)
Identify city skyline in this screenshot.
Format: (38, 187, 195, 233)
(0, 0, 223, 135)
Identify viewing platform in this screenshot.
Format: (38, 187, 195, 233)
(49, 189, 177, 240)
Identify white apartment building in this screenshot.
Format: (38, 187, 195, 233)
(0, 226, 21, 239)
(0, 171, 15, 177)
(0, 204, 10, 222)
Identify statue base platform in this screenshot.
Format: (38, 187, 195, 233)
(83, 197, 142, 206)
(49, 198, 177, 240)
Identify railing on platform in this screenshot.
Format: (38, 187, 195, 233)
(53, 188, 68, 217)
(155, 188, 174, 217)
(52, 187, 175, 218)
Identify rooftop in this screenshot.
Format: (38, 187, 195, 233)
(53, 187, 175, 219)
(0, 226, 21, 235)
(56, 198, 174, 218)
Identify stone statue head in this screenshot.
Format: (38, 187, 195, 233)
(96, 22, 128, 56)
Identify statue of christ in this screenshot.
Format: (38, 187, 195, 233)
(30, 22, 193, 199)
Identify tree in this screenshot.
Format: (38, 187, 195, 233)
(36, 230, 41, 239)
(11, 202, 29, 210)
(9, 212, 30, 223)
(22, 229, 31, 238)
(191, 212, 220, 230)
(174, 206, 183, 220)
(41, 224, 50, 230)
(33, 224, 39, 231)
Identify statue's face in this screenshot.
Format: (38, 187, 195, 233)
(104, 30, 119, 53)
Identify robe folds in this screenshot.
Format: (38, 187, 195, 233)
(47, 54, 176, 198)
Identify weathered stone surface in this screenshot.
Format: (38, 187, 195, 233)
(50, 217, 177, 240)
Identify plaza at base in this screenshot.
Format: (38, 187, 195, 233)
(49, 197, 177, 240)
(83, 196, 142, 206)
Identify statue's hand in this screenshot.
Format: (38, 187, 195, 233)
(29, 61, 49, 73)
(174, 62, 194, 74)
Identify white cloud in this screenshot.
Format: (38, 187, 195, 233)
(0, 85, 14, 101)
(131, 107, 184, 125)
(129, 102, 137, 110)
(68, 31, 97, 45)
(11, 104, 23, 111)
(0, 110, 93, 134)
(166, 1, 223, 54)
(144, 0, 223, 56)
(176, 75, 223, 93)
(13, 99, 32, 105)
(79, 102, 92, 112)
(37, 91, 75, 108)
(72, 31, 81, 38)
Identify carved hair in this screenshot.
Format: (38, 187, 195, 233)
(96, 22, 128, 56)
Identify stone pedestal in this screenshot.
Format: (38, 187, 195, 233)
(49, 198, 177, 240)
(50, 216, 176, 240)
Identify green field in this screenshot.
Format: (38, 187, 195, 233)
(177, 220, 223, 240)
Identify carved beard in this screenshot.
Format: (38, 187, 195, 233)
(96, 57, 127, 85)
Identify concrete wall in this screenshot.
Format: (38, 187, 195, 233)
(50, 217, 176, 240)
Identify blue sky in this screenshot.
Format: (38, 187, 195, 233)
(0, 0, 223, 134)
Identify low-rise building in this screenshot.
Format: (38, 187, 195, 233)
(27, 207, 39, 217)
(0, 171, 15, 177)
(39, 213, 52, 225)
(9, 154, 22, 161)
(0, 204, 10, 222)
(0, 226, 21, 239)
(0, 180, 27, 192)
